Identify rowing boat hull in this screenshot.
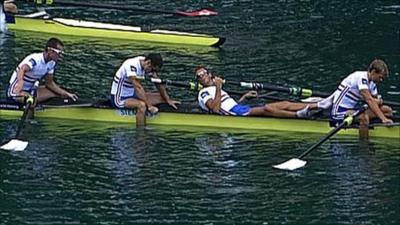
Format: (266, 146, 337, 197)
(1, 106, 398, 138)
(6, 16, 225, 47)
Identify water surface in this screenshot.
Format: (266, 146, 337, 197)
(1, 0, 400, 224)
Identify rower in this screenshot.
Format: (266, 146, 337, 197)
(6, 37, 78, 116)
(110, 53, 180, 127)
(330, 59, 393, 139)
(195, 66, 317, 118)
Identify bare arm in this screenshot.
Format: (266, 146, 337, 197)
(130, 76, 152, 108)
(45, 74, 78, 101)
(205, 77, 224, 113)
(238, 90, 258, 103)
(151, 73, 179, 109)
(360, 89, 391, 123)
(13, 64, 31, 96)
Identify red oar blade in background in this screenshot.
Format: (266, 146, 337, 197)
(28, 0, 218, 17)
(176, 8, 218, 17)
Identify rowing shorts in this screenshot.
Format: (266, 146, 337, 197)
(228, 104, 251, 116)
(6, 85, 37, 104)
(330, 105, 361, 127)
(110, 94, 137, 108)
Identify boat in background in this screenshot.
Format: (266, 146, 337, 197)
(1, 98, 399, 139)
(6, 12, 225, 47)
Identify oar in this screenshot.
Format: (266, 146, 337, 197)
(29, 0, 218, 17)
(272, 105, 368, 171)
(145, 77, 203, 90)
(0, 96, 35, 151)
(226, 80, 329, 98)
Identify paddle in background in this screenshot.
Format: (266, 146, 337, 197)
(1, 95, 34, 151)
(272, 105, 368, 171)
(27, 0, 218, 17)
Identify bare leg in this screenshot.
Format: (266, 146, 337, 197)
(358, 112, 370, 139)
(266, 101, 318, 111)
(249, 104, 297, 118)
(124, 98, 147, 127)
(12, 91, 35, 119)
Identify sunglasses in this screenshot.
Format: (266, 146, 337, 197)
(196, 70, 209, 79)
(48, 47, 64, 55)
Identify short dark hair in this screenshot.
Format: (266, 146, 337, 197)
(368, 59, 389, 76)
(145, 53, 163, 71)
(45, 38, 64, 50)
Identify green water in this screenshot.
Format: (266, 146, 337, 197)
(1, 0, 400, 224)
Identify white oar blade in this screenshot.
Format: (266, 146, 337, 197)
(273, 158, 307, 171)
(0, 139, 29, 151)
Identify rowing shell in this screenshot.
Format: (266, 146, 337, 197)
(6, 13, 225, 47)
(0, 99, 398, 138)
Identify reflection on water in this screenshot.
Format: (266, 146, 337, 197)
(1, 0, 400, 224)
(0, 119, 399, 224)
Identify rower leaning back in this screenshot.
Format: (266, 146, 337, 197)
(330, 59, 393, 138)
(7, 37, 78, 115)
(195, 66, 316, 118)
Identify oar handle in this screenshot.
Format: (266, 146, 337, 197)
(297, 105, 368, 159)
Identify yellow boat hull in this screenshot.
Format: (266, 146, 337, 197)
(1, 106, 398, 139)
(7, 16, 225, 47)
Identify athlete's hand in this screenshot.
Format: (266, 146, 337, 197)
(147, 105, 159, 114)
(244, 90, 258, 99)
(66, 92, 78, 101)
(213, 77, 224, 88)
(381, 117, 393, 124)
(167, 99, 180, 109)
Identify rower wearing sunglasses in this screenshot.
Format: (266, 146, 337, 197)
(195, 66, 317, 118)
(110, 53, 180, 127)
(6, 38, 78, 113)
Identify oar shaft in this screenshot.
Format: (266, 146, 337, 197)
(298, 106, 367, 159)
(14, 96, 34, 139)
(297, 122, 345, 159)
(146, 77, 202, 91)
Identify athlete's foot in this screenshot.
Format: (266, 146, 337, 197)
(296, 105, 310, 118)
